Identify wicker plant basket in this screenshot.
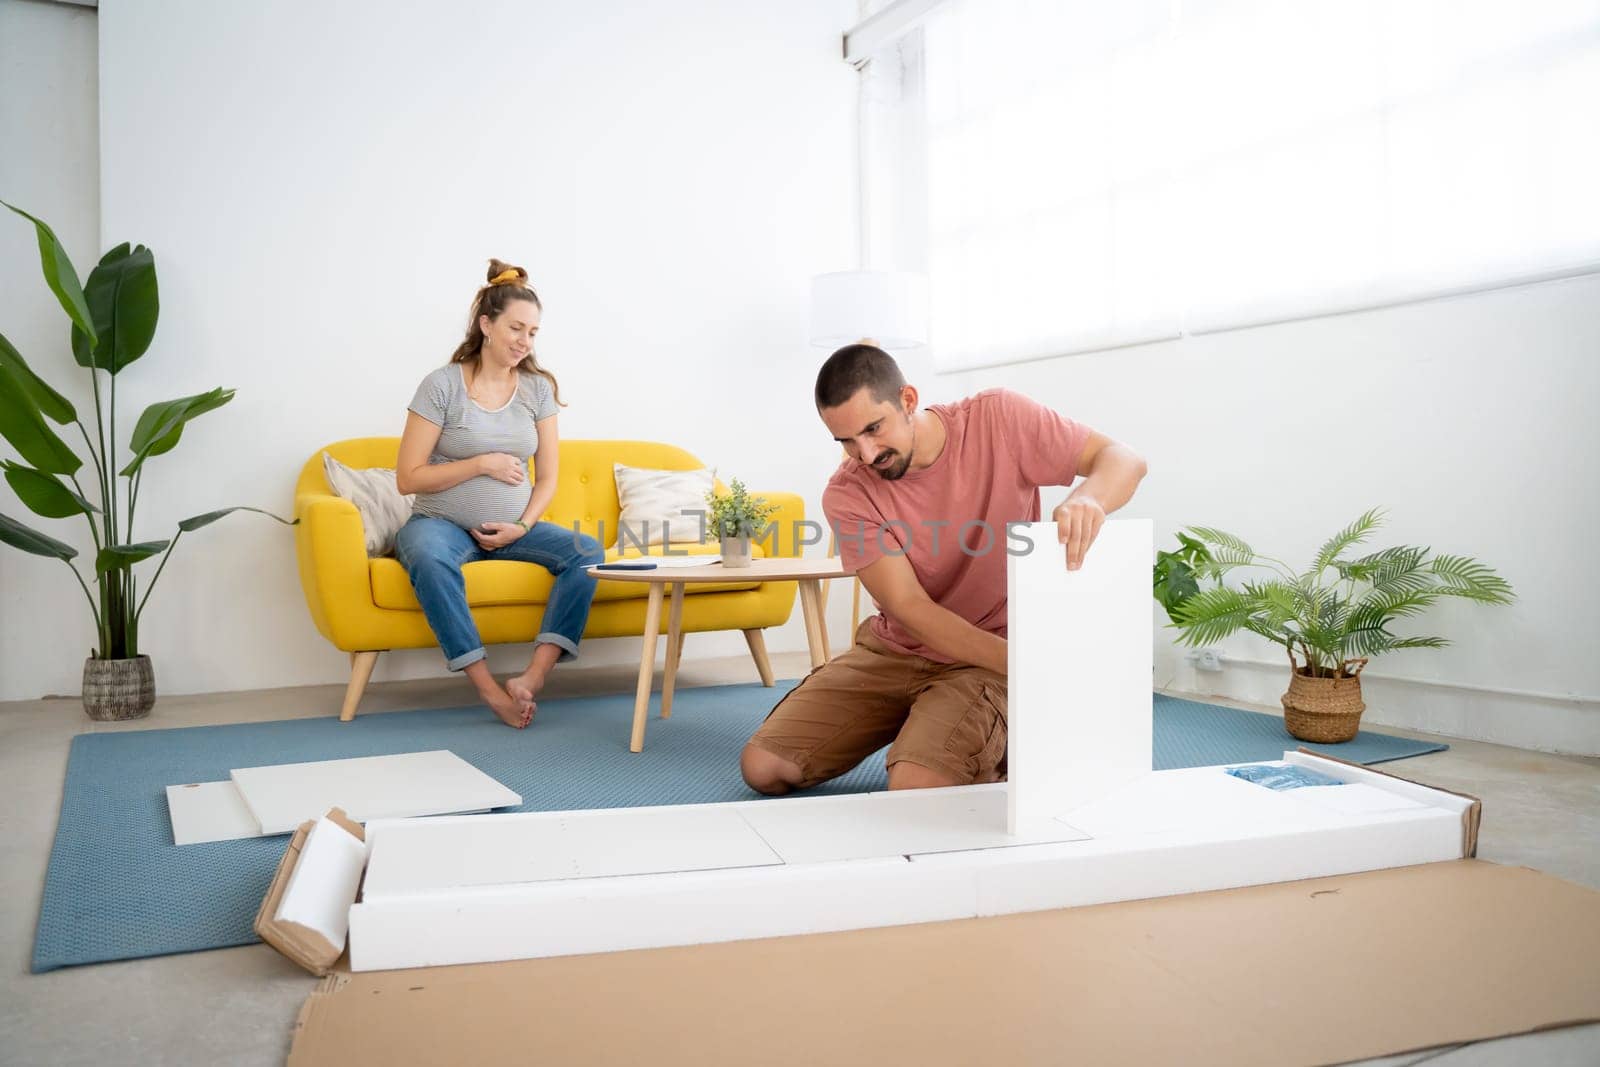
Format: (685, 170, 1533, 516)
(82, 654, 155, 721)
(1280, 657, 1368, 743)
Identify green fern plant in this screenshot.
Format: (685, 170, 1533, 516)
(1169, 508, 1515, 678)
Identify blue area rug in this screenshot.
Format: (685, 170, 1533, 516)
(33, 686, 1445, 972)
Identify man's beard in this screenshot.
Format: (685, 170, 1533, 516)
(871, 450, 912, 480)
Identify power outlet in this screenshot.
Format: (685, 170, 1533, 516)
(1188, 648, 1225, 672)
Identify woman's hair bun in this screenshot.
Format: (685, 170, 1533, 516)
(485, 259, 528, 287)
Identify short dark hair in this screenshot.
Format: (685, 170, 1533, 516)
(814, 344, 906, 410)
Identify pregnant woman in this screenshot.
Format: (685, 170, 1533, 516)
(395, 259, 604, 728)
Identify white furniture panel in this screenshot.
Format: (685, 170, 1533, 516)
(231, 750, 520, 835)
(1007, 519, 1153, 833)
(166, 780, 261, 845)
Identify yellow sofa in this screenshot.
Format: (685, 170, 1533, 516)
(295, 438, 803, 719)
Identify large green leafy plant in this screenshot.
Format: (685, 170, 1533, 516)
(1168, 508, 1514, 678)
(0, 202, 291, 660)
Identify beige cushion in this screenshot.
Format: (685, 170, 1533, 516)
(322, 452, 414, 557)
(612, 463, 714, 546)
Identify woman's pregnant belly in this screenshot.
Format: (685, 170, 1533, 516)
(413, 475, 534, 530)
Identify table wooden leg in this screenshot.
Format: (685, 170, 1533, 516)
(661, 582, 685, 720)
(630, 583, 665, 752)
(798, 580, 828, 670)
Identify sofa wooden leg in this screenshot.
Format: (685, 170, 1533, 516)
(341, 651, 380, 722)
(743, 629, 775, 687)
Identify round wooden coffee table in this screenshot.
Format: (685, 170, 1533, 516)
(587, 556, 853, 752)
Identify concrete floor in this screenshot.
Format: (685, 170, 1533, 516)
(2, 652, 1596, 1066)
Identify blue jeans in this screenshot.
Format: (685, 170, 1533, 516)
(394, 515, 605, 671)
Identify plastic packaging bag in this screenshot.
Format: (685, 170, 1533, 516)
(1225, 763, 1344, 790)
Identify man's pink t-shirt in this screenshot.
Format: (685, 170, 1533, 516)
(822, 388, 1092, 663)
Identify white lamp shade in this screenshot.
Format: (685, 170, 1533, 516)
(809, 270, 930, 351)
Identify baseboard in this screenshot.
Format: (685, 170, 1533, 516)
(1161, 657, 1599, 757)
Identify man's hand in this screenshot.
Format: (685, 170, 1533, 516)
(1054, 494, 1106, 571)
(478, 453, 527, 486)
(471, 521, 524, 550)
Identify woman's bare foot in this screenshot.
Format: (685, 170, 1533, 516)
(484, 686, 532, 728)
(464, 660, 532, 728)
(505, 674, 542, 720)
(508, 644, 560, 714)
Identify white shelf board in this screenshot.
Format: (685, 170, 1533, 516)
(166, 780, 261, 845)
(1008, 519, 1153, 833)
(231, 750, 520, 835)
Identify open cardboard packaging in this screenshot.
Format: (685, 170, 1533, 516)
(263, 753, 1600, 1067)
(252, 526, 1598, 1062)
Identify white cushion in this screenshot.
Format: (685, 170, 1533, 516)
(612, 463, 714, 546)
(322, 452, 415, 557)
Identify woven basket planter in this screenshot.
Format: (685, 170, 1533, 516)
(1280, 660, 1368, 744)
(82, 655, 155, 721)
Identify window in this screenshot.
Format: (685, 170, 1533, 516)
(863, 0, 1600, 370)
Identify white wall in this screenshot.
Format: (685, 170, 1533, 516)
(7, 3, 1592, 759)
(0, 0, 101, 700)
(942, 274, 1600, 755)
(1, 0, 859, 701)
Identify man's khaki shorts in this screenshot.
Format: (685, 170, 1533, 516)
(746, 620, 1007, 787)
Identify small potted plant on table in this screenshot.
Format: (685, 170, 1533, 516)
(704, 478, 777, 569)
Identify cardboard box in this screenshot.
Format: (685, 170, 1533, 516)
(285, 859, 1600, 1067)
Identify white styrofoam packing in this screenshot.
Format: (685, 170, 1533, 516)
(275, 816, 369, 947)
(362, 806, 782, 896)
(345, 751, 1469, 971)
(733, 786, 1088, 864)
(349, 857, 981, 972)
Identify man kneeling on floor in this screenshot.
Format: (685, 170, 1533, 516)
(741, 344, 1148, 794)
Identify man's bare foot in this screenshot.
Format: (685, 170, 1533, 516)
(482, 685, 532, 729)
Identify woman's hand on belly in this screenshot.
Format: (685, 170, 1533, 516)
(479, 453, 527, 486)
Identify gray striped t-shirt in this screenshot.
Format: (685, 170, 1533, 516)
(406, 363, 558, 530)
